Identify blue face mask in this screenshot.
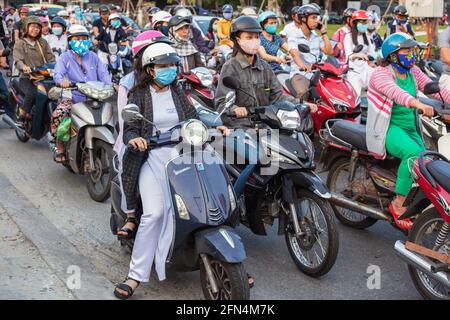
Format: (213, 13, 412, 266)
(265, 24, 277, 35)
(111, 20, 121, 29)
(52, 27, 63, 36)
(69, 40, 91, 57)
(391, 52, 416, 74)
(159, 26, 169, 36)
(357, 23, 369, 33)
(154, 67, 177, 86)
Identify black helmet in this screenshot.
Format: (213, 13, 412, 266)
(393, 5, 408, 16)
(50, 16, 67, 30)
(222, 4, 233, 14)
(168, 15, 192, 30)
(343, 7, 357, 17)
(99, 5, 109, 14)
(291, 6, 300, 16)
(230, 16, 262, 39)
(297, 4, 320, 18)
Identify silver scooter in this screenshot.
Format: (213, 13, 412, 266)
(52, 81, 116, 202)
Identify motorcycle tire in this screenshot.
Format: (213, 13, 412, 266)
(407, 208, 450, 300)
(200, 257, 250, 300)
(86, 140, 113, 202)
(327, 158, 378, 229)
(284, 189, 339, 277)
(15, 128, 29, 143)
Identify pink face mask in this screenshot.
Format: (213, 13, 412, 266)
(237, 38, 260, 55)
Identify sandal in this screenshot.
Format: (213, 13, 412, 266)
(53, 150, 66, 163)
(247, 273, 254, 289)
(113, 278, 140, 300)
(389, 202, 413, 230)
(118, 217, 137, 239)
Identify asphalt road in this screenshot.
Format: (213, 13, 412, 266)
(0, 118, 422, 300)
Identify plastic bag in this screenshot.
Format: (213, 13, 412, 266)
(56, 117, 72, 142)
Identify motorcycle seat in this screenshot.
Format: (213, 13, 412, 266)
(427, 160, 450, 193)
(331, 120, 367, 151)
(11, 77, 21, 94)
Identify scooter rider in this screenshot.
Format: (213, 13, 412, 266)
(113, 43, 229, 299)
(51, 25, 112, 163)
(215, 16, 317, 127)
(332, 7, 356, 63)
(92, 5, 109, 38)
(13, 16, 55, 121)
(366, 32, 450, 229)
(46, 17, 68, 61)
(385, 5, 415, 39)
(144, 7, 161, 29)
(288, 4, 333, 100)
(96, 13, 128, 67)
(151, 10, 172, 36)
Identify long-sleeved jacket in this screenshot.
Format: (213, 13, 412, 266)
(217, 18, 232, 47)
(366, 65, 450, 159)
(121, 82, 199, 211)
(13, 37, 55, 78)
(215, 51, 298, 127)
(96, 27, 128, 53)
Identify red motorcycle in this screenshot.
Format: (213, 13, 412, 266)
(277, 44, 363, 135)
(179, 67, 217, 111)
(395, 151, 450, 300)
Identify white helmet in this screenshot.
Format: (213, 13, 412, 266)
(67, 24, 89, 39)
(174, 7, 192, 17)
(151, 10, 172, 28)
(141, 42, 180, 67)
(108, 13, 121, 22)
(58, 10, 69, 18)
(241, 7, 257, 17)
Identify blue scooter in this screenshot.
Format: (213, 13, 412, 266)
(109, 104, 250, 300)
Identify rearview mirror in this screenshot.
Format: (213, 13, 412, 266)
(122, 104, 143, 123)
(353, 44, 364, 54)
(298, 44, 310, 54)
(423, 82, 440, 95)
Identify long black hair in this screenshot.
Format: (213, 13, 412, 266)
(351, 20, 368, 47)
(129, 50, 153, 94)
(207, 17, 219, 36)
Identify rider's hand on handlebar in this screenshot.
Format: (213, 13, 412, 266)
(306, 102, 318, 113)
(60, 79, 71, 88)
(23, 65, 32, 74)
(414, 101, 434, 117)
(217, 125, 230, 136)
(276, 56, 287, 65)
(129, 137, 148, 152)
(233, 107, 249, 118)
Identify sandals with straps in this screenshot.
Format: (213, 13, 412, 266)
(389, 202, 413, 230)
(118, 217, 137, 239)
(113, 278, 140, 300)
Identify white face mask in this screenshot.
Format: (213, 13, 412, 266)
(237, 38, 260, 55)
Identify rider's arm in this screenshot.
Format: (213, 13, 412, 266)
(289, 48, 309, 70)
(320, 33, 333, 56)
(343, 33, 355, 61)
(412, 66, 450, 103)
(13, 28, 19, 43)
(12, 41, 25, 71)
(267, 67, 298, 105)
(258, 46, 279, 64)
(53, 55, 68, 85)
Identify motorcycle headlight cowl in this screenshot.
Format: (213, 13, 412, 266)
(180, 119, 209, 146)
(276, 109, 301, 130)
(227, 184, 237, 212)
(174, 194, 190, 220)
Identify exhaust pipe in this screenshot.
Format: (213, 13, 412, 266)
(330, 192, 391, 221)
(395, 241, 450, 287)
(2, 114, 25, 134)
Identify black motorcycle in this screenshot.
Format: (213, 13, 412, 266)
(110, 104, 250, 300)
(200, 77, 339, 277)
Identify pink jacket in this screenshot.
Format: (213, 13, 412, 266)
(366, 65, 450, 159)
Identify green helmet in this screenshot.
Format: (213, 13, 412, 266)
(23, 16, 42, 36)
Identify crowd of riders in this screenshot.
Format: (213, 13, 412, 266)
(0, 2, 449, 300)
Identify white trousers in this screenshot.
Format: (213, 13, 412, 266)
(347, 60, 374, 98)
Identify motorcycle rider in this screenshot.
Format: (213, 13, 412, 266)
(168, 15, 205, 72)
(366, 32, 450, 229)
(257, 11, 290, 73)
(113, 43, 229, 299)
(46, 17, 68, 61)
(144, 7, 161, 29)
(92, 5, 110, 38)
(57, 10, 71, 29)
(151, 10, 172, 36)
(96, 13, 128, 67)
(331, 7, 356, 63)
(13, 16, 55, 121)
(114, 30, 173, 238)
(51, 25, 111, 163)
(344, 10, 376, 98)
(282, 6, 301, 41)
(217, 4, 234, 56)
(385, 5, 415, 39)
(288, 4, 333, 99)
(216, 16, 317, 126)
(40, 16, 50, 42)
(13, 7, 29, 43)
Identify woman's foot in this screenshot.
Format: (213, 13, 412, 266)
(18, 108, 32, 121)
(53, 142, 66, 163)
(389, 197, 413, 230)
(247, 273, 254, 288)
(114, 278, 140, 300)
(117, 216, 137, 238)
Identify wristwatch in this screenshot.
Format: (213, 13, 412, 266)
(321, 31, 327, 36)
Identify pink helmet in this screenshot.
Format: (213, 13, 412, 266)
(40, 16, 49, 24)
(131, 30, 172, 56)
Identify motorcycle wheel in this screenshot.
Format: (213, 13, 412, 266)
(86, 140, 113, 202)
(15, 128, 29, 143)
(284, 189, 339, 277)
(110, 207, 118, 235)
(200, 257, 250, 300)
(327, 158, 378, 229)
(407, 208, 450, 300)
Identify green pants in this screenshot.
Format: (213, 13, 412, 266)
(385, 125, 425, 196)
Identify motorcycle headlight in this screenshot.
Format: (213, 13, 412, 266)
(276, 109, 301, 130)
(227, 184, 236, 211)
(174, 194, 190, 220)
(180, 119, 209, 146)
(329, 98, 350, 113)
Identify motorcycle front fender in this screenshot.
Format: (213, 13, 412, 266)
(84, 126, 115, 149)
(282, 171, 331, 203)
(195, 226, 246, 263)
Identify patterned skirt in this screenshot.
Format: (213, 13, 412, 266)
(50, 99, 72, 140)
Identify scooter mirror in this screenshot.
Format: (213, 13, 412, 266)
(423, 82, 440, 95)
(122, 104, 143, 123)
(298, 44, 310, 54)
(353, 44, 364, 54)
